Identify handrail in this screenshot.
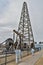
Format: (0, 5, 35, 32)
(0, 50, 29, 65)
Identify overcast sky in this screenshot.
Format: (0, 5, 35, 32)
(0, 0, 43, 43)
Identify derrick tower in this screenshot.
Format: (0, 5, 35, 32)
(16, 2, 34, 48)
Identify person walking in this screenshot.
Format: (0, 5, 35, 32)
(15, 48, 19, 64)
(31, 48, 35, 56)
(15, 47, 22, 64)
(31, 43, 35, 56)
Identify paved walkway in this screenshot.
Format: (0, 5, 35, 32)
(18, 50, 43, 65)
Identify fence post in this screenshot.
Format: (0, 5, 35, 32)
(5, 51, 7, 65)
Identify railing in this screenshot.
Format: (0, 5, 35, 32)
(0, 48, 30, 65)
(0, 51, 15, 65)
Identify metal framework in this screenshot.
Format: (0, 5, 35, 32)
(16, 2, 34, 48)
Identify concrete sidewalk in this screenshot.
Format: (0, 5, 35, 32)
(18, 50, 43, 65)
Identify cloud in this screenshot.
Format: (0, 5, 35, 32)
(0, 0, 30, 27)
(0, 0, 43, 42)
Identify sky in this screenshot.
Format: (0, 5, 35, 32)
(0, 0, 43, 43)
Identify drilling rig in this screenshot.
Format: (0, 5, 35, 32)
(13, 2, 35, 50)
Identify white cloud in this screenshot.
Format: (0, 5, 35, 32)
(0, 0, 43, 42)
